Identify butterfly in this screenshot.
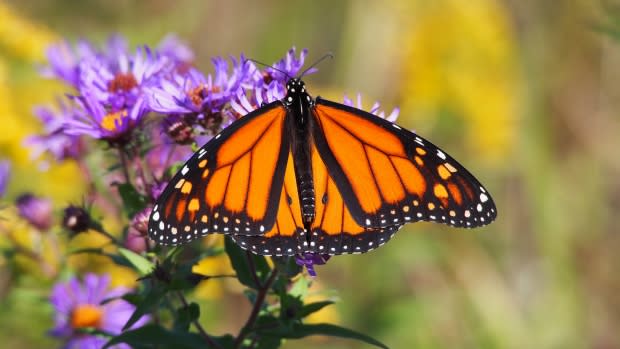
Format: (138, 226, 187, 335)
(148, 76, 497, 256)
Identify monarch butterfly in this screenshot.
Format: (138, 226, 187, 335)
(148, 75, 497, 256)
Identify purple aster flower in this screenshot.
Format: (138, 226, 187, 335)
(49, 273, 149, 349)
(343, 94, 400, 122)
(78, 46, 171, 111)
(147, 55, 255, 127)
(25, 104, 85, 165)
(0, 160, 9, 199)
(230, 48, 314, 116)
(40, 39, 99, 87)
(62, 91, 148, 145)
(295, 253, 331, 277)
(229, 80, 283, 116)
(15, 194, 54, 231)
(147, 67, 209, 115)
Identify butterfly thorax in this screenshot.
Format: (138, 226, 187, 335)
(284, 78, 316, 229)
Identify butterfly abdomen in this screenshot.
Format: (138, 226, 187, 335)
(291, 130, 315, 225)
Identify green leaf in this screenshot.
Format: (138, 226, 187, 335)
(224, 236, 270, 289)
(123, 285, 167, 331)
(298, 301, 334, 319)
(116, 183, 148, 218)
(118, 247, 154, 275)
(104, 324, 208, 349)
(174, 302, 200, 332)
(262, 323, 389, 349)
(279, 294, 303, 323)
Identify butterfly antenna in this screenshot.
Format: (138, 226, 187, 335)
(299, 52, 334, 78)
(245, 58, 291, 79)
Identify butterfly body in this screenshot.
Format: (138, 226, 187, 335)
(285, 79, 317, 226)
(148, 77, 497, 256)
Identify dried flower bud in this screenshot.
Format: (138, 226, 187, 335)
(62, 205, 91, 234)
(130, 206, 152, 237)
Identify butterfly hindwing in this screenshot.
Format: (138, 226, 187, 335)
(306, 143, 401, 255)
(148, 102, 290, 245)
(312, 98, 497, 230)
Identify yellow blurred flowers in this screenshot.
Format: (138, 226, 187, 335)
(401, 0, 520, 164)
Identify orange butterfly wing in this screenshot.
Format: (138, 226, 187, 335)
(306, 142, 401, 255)
(149, 102, 292, 245)
(311, 98, 496, 231)
(230, 150, 305, 256)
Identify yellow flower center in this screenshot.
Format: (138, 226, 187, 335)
(70, 304, 103, 329)
(101, 110, 128, 132)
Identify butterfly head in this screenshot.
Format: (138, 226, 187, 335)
(284, 78, 313, 107)
(286, 78, 306, 94)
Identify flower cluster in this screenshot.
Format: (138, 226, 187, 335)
(7, 33, 401, 348)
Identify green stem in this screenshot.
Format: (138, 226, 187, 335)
(233, 268, 278, 348)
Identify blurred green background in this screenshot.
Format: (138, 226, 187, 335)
(1, 0, 619, 348)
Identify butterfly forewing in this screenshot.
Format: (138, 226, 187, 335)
(311, 98, 497, 230)
(148, 102, 291, 245)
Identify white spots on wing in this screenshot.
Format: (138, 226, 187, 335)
(365, 218, 371, 226)
(414, 137, 424, 145)
(437, 150, 446, 160)
(477, 203, 483, 212)
(152, 211, 160, 221)
(260, 225, 265, 232)
(392, 124, 401, 130)
(215, 134, 221, 139)
(158, 221, 164, 230)
(480, 193, 489, 203)
(181, 165, 189, 176)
